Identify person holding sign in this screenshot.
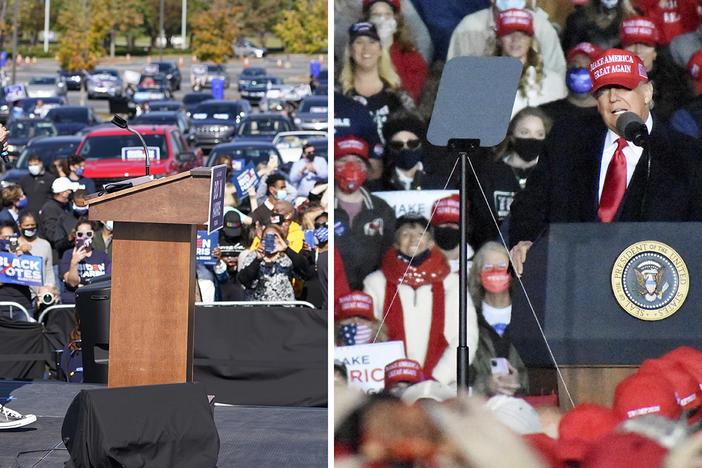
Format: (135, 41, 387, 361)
(17, 212, 55, 301)
(0, 221, 33, 319)
(59, 220, 111, 304)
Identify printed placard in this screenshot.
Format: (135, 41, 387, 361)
(232, 162, 260, 201)
(207, 164, 227, 234)
(372, 190, 458, 219)
(196, 231, 219, 265)
(0, 252, 43, 286)
(334, 341, 406, 393)
(121, 146, 160, 161)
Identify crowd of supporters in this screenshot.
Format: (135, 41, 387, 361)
(334, 0, 702, 465)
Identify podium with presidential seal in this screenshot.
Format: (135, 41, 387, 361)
(511, 222, 702, 409)
(83, 166, 226, 387)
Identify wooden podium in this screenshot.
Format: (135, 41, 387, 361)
(85, 168, 213, 387)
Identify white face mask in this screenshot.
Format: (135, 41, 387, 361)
(28, 165, 41, 176)
(369, 16, 397, 45)
(600, 0, 618, 8)
(495, 0, 526, 11)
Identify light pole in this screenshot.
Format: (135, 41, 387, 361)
(43, 0, 50, 53)
(158, 0, 164, 61)
(181, 0, 186, 50)
(11, 0, 18, 85)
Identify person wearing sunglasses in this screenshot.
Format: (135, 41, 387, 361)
(60, 219, 111, 304)
(379, 112, 436, 191)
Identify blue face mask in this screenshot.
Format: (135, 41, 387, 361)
(314, 227, 328, 243)
(274, 189, 288, 201)
(16, 197, 27, 209)
(72, 203, 88, 216)
(75, 168, 84, 177)
(496, 0, 526, 10)
(566, 67, 593, 94)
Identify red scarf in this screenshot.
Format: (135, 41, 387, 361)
(381, 247, 450, 379)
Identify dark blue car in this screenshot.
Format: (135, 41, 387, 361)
(240, 76, 282, 103)
(190, 99, 252, 152)
(182, 92, 213, 118)
(6, 119, 58, 158)
(45, 106, 101, 135)
(206, 141, 282, 172)
(2, 135, 82, 183)
(234, 113, 293, 144)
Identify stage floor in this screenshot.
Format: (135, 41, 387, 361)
(0, 380, 328, 467)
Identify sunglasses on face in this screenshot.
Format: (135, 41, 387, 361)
(76, 230, 94, 239)
(388, 139, 421, 151)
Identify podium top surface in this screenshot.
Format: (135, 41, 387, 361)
(85, 168, 213, 225)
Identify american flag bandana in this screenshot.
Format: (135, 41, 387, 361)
(338, 323, 373, 345)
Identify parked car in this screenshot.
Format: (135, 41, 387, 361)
(182, 92, 213, 117)
(45, 106, 101, 135)
(191, 64, 230, 90)
(234, 113, 294, 143)
(240, 76, 282, 104)
(26, 74, 67, 98)
(147, 61, 181, 91)
(2, 135, 82, 183)
(148, 100, 184, 112)
(206, 141, 282, 171)
(312, 69, 328, 96)
(85, 68, 123, 99)
(238, 67, 266, 92)
(76, 125, 203, 190)
(130, 111, 193, 143)
(190, 99, 251, 152)
(232, 37, 268, 58)
(293, 95, 328, 131)
(9, 97, 65, 121)
(272, 130, 327, 163)
(136, 73, 172, 99)
(6, 118, 58, 158)
(59, 70, 83, 91)
(0, 87, 9, 124)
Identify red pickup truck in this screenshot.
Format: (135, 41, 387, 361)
(76, 125, 204, 189)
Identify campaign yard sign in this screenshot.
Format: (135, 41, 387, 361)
(196, 230, 219, 265)
(334, 341, 405, 393)
(0, 252, 43, 286)
(208, 164, 227, 234)
(232, 162, 260, 201)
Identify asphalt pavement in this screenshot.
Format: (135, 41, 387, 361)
(6, 53, 326, 119)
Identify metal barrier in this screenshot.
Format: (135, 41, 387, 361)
(0, 301, 34, 322)
(195, 300, 316, 309)
(38, 304, 76, 325)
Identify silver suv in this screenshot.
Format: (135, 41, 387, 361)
(233, 38, 267, 58)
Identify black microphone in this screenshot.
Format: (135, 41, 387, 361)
(616, 112, 648, 147)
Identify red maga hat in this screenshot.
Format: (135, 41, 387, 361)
(620, 16, 659, 48)
(336, 290, 374, 321)
(335, 135, 369, 161)
(496, 9, 534, 37)
(431, 194, 460, 226)
(384, 358, 424, 390)
(580, 432, 667, 468)
(557, 403, 619, 463)
(566, 42, 603, 64)
(589, 48, 648, 94)
(613, 372, 681, 421)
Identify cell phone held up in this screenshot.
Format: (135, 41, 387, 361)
(264, 232, 276, 254)
(304, 229, 315, 248)
(490, 357, 510, 375)
(75, 237, 92, 249)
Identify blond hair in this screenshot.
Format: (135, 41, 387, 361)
(339, 40, 401, 94)
(467, 241, 511, 308)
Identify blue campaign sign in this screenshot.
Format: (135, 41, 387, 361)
(1, 51, 7, 68)
(232, 162, 260, 201)
(208, 164, 227, 234)
(0, 252, 43, 286)
(196, 230, 219, 265)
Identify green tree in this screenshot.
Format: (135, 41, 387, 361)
(273, 0, 326, 53)
(190, 0, 241, 62)
(236, 0, 285, 48)
(56, 0, 109, 72)
(140, 0, 183, 48)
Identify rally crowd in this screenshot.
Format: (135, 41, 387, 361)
(334, 0, 702, 466)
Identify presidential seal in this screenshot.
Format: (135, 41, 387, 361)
(611, 241, 689, 321)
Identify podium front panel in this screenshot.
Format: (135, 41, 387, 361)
(512, 222, 702, 366)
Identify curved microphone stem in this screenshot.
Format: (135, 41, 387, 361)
(126, 127, 150, 176)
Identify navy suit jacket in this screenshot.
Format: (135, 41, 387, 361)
(509, 114, 702, 245)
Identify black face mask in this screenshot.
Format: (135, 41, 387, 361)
(393, 149, 423, 170)
(434, 226, 460, 250)
(512, 137, 545, 162)
(396, 248, 431, 266)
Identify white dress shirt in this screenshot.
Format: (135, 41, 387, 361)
(597, 113, 654, 202)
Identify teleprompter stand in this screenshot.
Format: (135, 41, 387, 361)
(427, 56, 522, 389)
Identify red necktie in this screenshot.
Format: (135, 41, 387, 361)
(598, 138, 628, 222)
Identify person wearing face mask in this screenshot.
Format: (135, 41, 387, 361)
(448, 0, 566, 76)
(39, 177, 77, 294)
(631, 0, 700, 46)
(0, 184, 28, 230)
(91, 220, 113, 258)
(467, 241, 528, 396)
(334, 135, 396, 291)
(540, 42, 602, 125)
(67, 155, 95, 195)
(335, 290, 388, 347)
(19, 154, 56, 218)
(0, 221, 33, 319)
(493, 9, 567, 118)
(60, 219, 111, 304)
(289, 144, 328, 198)
(250, 173, 289, 228)
(620, 16, 694, 123)
(469, 107, 552, 248)
(363, 215, 477, 386)
(312, 212, 329, 310)
(562, 0, 638, 51)
(379, 112, 439, 191)
(430, 194, 473, 273)
(16, 212, 56, 305)
(362, 0, 428, 102)
(53, 189, 90, 264)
